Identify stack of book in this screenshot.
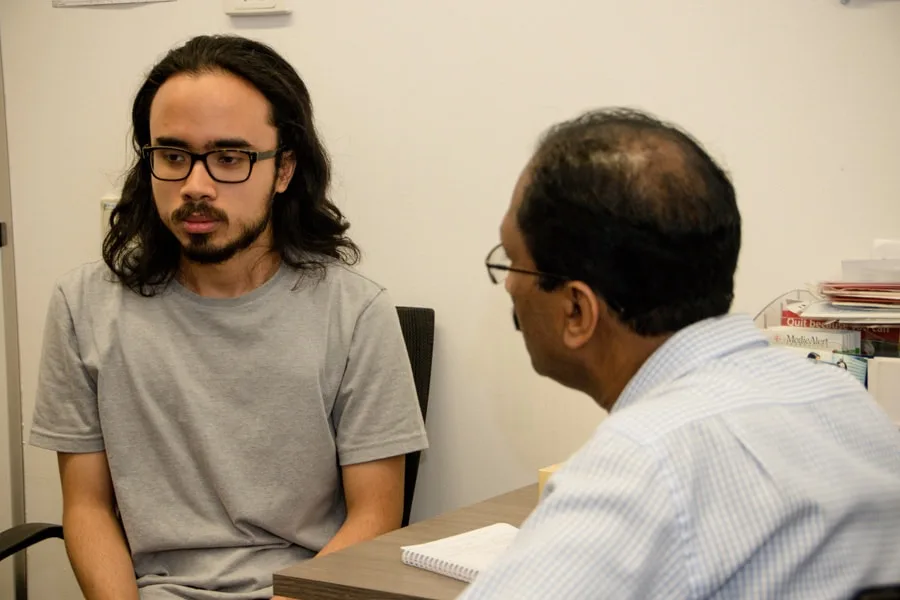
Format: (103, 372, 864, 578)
(782, 299, 899, 358)
(763, 323, 868, 386)
(797, 258, 900, 331)
(764, 251, 900, 426)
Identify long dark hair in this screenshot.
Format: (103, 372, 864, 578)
(103, 34, 360, 296)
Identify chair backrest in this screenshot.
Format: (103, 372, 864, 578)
(395, 306, 435, 527)
(852, 585, 900, 600)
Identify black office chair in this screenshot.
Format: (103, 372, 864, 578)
(0, 305, 435, 562)
(394, 306, 436, 527)
(0, 522, 63, 563)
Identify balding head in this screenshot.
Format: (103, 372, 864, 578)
(517, 108, 740, 336)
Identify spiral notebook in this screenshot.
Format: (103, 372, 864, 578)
(400, 523, 519, 583)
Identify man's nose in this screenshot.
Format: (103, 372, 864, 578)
(180, 158, 217, 201)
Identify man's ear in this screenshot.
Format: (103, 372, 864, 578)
(275, 151, 296, 193)
(561, 281, 601, 350)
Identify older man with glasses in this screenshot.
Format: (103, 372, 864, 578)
(467, 108, 900, 600)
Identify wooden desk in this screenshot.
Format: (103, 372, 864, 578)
(274, 484, 538, 600)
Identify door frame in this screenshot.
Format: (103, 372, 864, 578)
(0, 35, 29, 600)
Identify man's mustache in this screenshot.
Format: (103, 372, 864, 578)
(172, 202, 228, 223)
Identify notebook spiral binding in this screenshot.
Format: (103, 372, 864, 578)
(401, 547, 477, 583)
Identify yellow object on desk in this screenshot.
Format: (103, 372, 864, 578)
(537, 463, 562, 498)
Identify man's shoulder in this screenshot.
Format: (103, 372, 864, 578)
(293, 261, 388, 309)
(599, 372, 738, 445)
(53, 260, 121, 302)
(323, 261, 385, 293)
(602, 346, 878, 446)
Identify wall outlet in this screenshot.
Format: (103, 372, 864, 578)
(100, 195, 118, 239)
(223, 0, 290, 16)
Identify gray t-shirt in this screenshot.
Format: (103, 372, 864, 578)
(30, 260, 429, 600)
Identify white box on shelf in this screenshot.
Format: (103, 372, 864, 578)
(867, 357, 900, 425)
(872, 239, 900, 260)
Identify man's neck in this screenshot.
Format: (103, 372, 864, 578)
(586, 331, 672, 411)
(177, 246, 281, 299)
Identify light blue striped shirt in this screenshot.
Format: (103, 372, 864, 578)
(459, 314, 900, 599)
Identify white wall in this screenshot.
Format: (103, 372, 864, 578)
(1, 1, 899, 598)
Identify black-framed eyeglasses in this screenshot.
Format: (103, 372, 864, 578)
(142, 145, 279, 184)
(484, 242, 627, 316)
(484, 243, 570, 285)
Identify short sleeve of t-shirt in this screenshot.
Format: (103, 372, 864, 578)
(330, 289, 429, 465)
(30, 283, 104, 453)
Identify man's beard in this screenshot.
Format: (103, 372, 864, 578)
(172, 189, 275, 266)
(182, 210, 271, 265)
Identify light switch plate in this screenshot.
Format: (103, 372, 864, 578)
(223, 0, 290, 16)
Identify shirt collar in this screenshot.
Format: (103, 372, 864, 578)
(611, 313, 767, 415)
